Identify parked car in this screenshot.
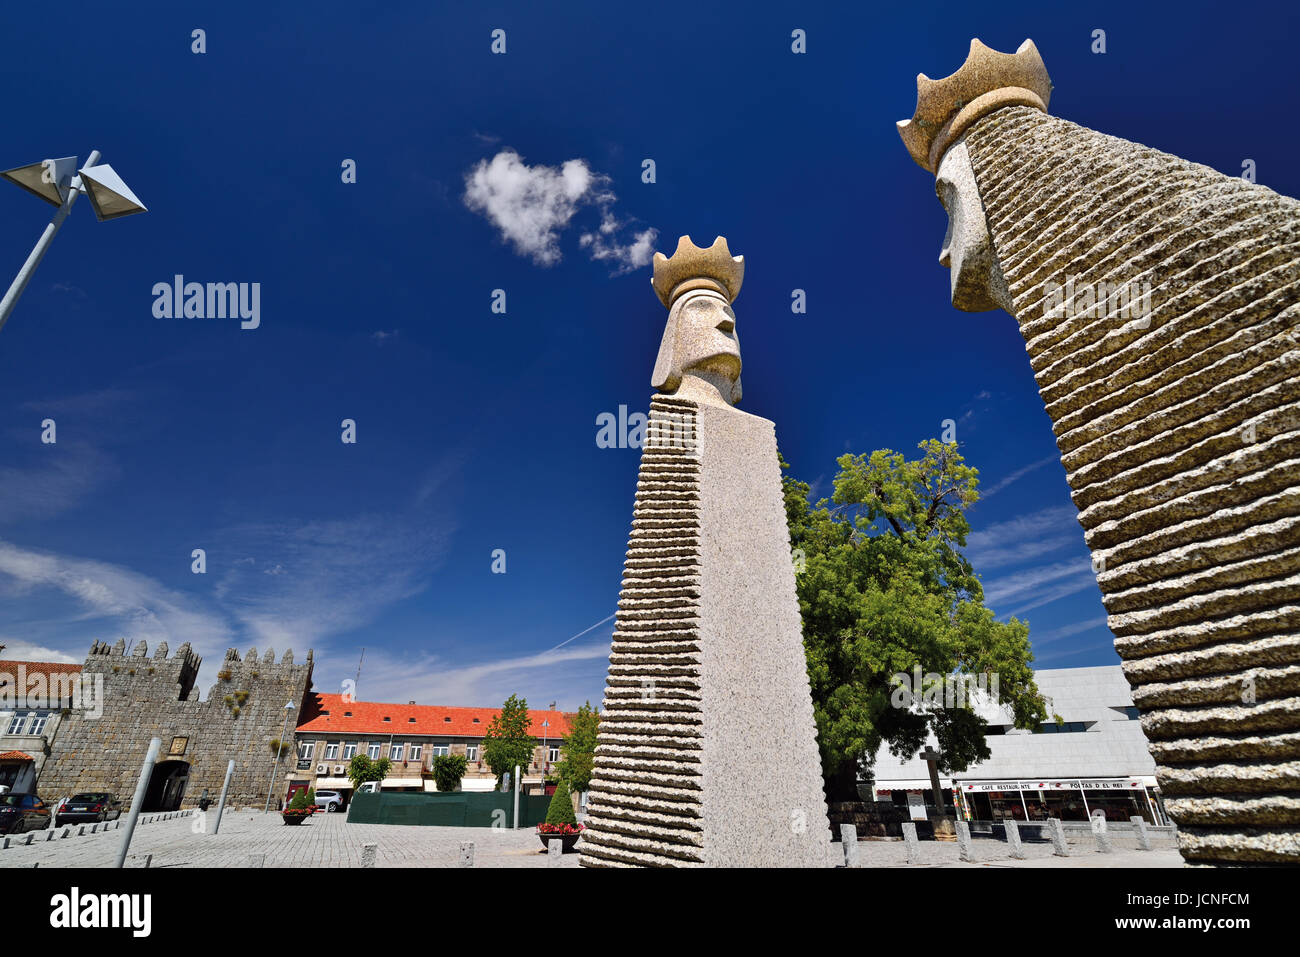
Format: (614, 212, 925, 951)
(0, 793, 52, 834)
(314, 790, 345, 812)
(57, 792, 123, 824)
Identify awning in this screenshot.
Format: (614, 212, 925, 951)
(380, 777, 423, 789)
(0, 751, 33, 762)
(314, 777, 351, 789)
(460, 778, 498, 792)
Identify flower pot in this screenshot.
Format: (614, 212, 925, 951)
(282, 812, 309, 825)
(536, 828, 582, 853)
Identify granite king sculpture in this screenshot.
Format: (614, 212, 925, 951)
(579, 236, 833, 867)
(900, 40, 1300, 865)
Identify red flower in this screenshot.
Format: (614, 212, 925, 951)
(537, 822, 585, 835)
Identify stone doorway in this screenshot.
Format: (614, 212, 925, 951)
(144, 760, 190, 811)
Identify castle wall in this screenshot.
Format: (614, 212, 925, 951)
(39, 639, 313, 810)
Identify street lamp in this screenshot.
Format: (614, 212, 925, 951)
(263, 701, 296, 814)
(0, 150, 147, 334)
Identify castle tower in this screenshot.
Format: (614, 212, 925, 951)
(580, 237, 833, 867)
(898, 40, 1300, 865)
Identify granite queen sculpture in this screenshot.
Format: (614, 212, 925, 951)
(900, 39, 1300, 865)
(579, 236, 833, 867)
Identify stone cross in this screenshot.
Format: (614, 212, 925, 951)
(919, 747, 945, 811)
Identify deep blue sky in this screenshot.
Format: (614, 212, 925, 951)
(1, 1, 1296, 708)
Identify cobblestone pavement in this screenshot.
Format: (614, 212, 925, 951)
(0, 810, 580, 868)
(1, 812, 1181, 868)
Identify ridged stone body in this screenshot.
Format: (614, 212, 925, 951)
(580, 395, 833, 866)
(965, 105, 1300, 865)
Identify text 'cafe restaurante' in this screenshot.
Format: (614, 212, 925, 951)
(954, 776, 1169, 825)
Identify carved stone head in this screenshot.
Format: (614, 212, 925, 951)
(897, 38, 1051, 314)
(650, 236, 745, 406)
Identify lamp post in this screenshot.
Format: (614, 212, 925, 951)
(263, 701, 296, 814)
(0, 152, 147, 335)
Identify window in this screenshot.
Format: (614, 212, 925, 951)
(466, 745, 478, 762)
(343, 742, 357, 759)
(548, 746, 560, 763)
(432, 745, 449, 757)
(1035, 721, 1089, 734)
(367, 743, 382, 759)
(409, 745, 422, 761)
(325, 742, 339, 759)
(390, 744, 405, 761)
(298, 741, 314, 760)
(28, 713, 48, 736)
(6, 713, 29, 735)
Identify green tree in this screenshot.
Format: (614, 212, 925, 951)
(784, 441, 1048, 803)
(346, 753, 391, 793)
(482, 694, 536, 788)
(555, 701, 599, 794)
(431, 753, 469, 792)
(545, 779, 578, 826)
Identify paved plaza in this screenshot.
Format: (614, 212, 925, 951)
(0, 809, 1181, 868)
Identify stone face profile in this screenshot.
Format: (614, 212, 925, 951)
(900, 39, 1300, 865)
(579, 235, 832, 867)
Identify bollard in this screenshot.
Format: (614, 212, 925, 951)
(459, 841, 475, 868)
(1092, 815, 1113, 854)
(901, 822, 920, 865)
(955, 820, 972, 862)
(25, 833, 35, 845)
(1130, 815, 1152, 851)
(839, 824, 859, 867)
(548, 839, 562, 865)
(2, 837, 9, 849)
(46, 831, 55, 842)
(1004, 819, 1025, 860)
(212, 759, 235, 835)
(60, 827, 70, 839)
(361, 842, 377, 868)
(1048, 818, 1069, 857)
(115, 738, 163, 870)
(248, 853, 265, 868)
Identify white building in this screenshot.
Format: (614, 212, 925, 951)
(871, 665, 1168, 824)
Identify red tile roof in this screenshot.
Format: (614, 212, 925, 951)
(296, 693, 573, 739)
(0, 659, 83, 679)
(0, 751, 34, 762)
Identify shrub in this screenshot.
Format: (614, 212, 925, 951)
(432, 754, 468, 792)
(545, 780, 577, 827)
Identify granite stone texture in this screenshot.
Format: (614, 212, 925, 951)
(580, 236, 832, 867)
(901, 39, 1300, 866)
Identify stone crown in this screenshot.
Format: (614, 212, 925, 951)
(897, 38, 1053, 174)
(651, 235, 745, 308)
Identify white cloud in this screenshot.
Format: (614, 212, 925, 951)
(0, 638, 81, 664)
(0, 539, 233, 669)
(966, 505, 1082, 569)
(464, 149, 656, 272)
(979, 454, 1059, 501)
(982, 557, 1100, 618)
